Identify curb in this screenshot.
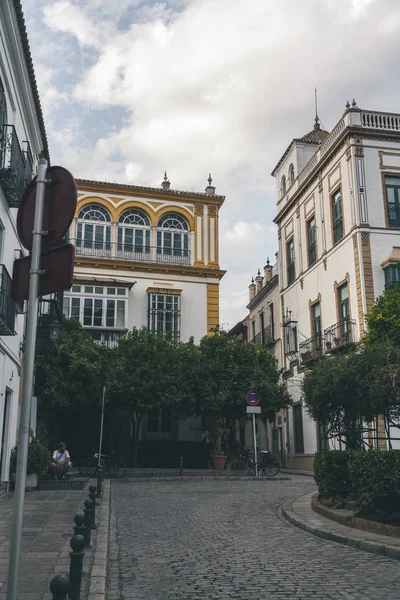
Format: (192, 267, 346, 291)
(87, 479, 111, 600)
(114, 475, 291, 482)
(282, 493, 400, 562)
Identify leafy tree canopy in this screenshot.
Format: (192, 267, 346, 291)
(365, 284, 400, 347)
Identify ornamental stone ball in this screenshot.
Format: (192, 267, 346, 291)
(74, 513, 85, 526)
(70, 534, 85, 552)
(89, 485, 96, 494)
(50, 573, 72, 595)
(84, 499, 94, 509)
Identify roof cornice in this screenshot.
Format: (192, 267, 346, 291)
(246, 274, 279, 311)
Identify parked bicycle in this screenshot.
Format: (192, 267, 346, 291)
(231, 447, 280, 477)
(79, 452, 126, 479)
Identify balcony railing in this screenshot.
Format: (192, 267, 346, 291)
(74, 240, 192, 266)
(249, 331, 262, 344)
(0, 125, 33, 208)
(0, 265, 16, 336)
(324, 319, 356, 352)
(299, 334, 322, 365)
(263, 324, 274, 346)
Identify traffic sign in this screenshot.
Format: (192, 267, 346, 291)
(246, 406, 261, 414)
(17, 166, 77, 252)
(246, 390, 261, 406)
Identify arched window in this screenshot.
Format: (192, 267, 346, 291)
(117, 209, 151, 258)
(157, 212, 190, 264)
(288, 164, 295, 186)
(281, 175, 286, 196)
(76, 204, 111, 257)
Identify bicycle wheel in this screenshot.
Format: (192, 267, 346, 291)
(79, 457, 98, 477)
(262, 458, 280, 477)
(108, 460, 127, 479)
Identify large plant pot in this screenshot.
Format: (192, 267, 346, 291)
(211, 455, 227, 470)
(26, 473, 38, 491)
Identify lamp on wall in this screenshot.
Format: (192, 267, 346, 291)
(49, 319, 62, 343)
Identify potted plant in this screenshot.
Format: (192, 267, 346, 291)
(10, 443, 50, 490)
(199, 424, 230, 470)
(326, 341, 332, 350)
(333, 337, 340, 346)
(300, 350, 312, 363)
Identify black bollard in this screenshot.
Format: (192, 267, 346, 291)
(89, 485, 97, 527)
(69, 534, 85, 600)
(73, 513, 86, 539)
(50, 573, 72, 600)
(180, 456, 183, 476)
(82, 502, 92, 548)
(96, 465, 103, 498)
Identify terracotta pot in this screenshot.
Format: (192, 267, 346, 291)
(212, 455, 227, 470)
(26, 473, 38, 490)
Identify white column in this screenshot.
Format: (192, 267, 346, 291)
(151, 226, 157, 262)
(111, 222, 117, 258)
(203, 205, 208, 266)
(190, 231, 195, 266)
(209, 218, 215, 263)
(70, 218, 77, 245)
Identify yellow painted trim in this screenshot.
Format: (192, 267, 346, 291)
(146, 287, 182, 295)
(75, 196, 118, 221)
(194, 214, 204, 266)
(207, 283, 220, 335)
(115, 202, 154, 224)
(154, 204, 195, 230)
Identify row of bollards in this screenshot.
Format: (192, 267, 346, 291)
(50, 478, 103, 600)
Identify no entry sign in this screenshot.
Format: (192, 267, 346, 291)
(246, 390, 261, 406)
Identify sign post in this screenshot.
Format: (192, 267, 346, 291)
(98, 387, 106, 468)
(246, 390, 261, 477)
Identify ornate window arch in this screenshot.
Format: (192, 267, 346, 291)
(157, 212, 190, 264)
(117, 208, 151, 258)
(281, 175, 287, 196)
(288, 164, 295, 186)
(76, 203, 111, 256)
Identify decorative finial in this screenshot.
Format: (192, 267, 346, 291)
(257, 268, 261, 276)
(346, 100, 350, 109)
(164, 171, 168, 182)
(208, 173, 212, 186)
(314, 87, 321, 131)
(266, 257, 270, 265)
(352, 98, 357, 107)
(251, 277, 254, 284)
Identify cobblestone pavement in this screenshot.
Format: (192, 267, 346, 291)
(109, 477, 400, 599)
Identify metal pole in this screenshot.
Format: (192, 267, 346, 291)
(7, 158, 47, 600)
(98, 386, 106, 469)
(252, 413, 258, 476)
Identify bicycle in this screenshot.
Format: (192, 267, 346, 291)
(79, 452, 127, 479)
(232, 447, 280, 477)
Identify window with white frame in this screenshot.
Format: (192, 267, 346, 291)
(117, 209, 151, 258)
(76, 205, 112, 256)
(63, 285, 127, 329)
(288, 163, 295, 186)
(157, 213, 189, 263)
(147, 292, 180, 342)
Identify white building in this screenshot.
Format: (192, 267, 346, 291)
(0, 1, 48, 481)
(272, 103, 400, 470)
(63, 175, 225, 466)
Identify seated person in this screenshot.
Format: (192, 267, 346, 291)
(51, 442, 72, 480)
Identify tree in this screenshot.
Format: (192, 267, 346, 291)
(107, 328, 193, 465)
(193, 332, 289, 446)
(34, 317, 110, 453)
(365, 284, 400, 347)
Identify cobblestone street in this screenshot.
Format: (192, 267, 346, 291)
(109, 476, 400, 599)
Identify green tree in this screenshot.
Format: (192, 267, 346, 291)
(365, 284, 400, 347)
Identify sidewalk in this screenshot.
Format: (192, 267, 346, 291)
(0, 485, 100, 599)
(282, 491, 400, 561)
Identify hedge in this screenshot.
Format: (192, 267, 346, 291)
(314, 450, 400, 513)
(10, 443, 50, 475)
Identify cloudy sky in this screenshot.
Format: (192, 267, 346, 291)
(23, 0, 400, 329)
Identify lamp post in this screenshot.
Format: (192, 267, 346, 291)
(49, 318, 62, 344)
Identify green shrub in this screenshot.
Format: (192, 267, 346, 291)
(10, 443, 50, 475)
(314, 450, 352, 501)
(348, 450, 400, 513)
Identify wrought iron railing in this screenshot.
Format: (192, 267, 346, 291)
(249, 331, 262, 344)
(74, 239, 191, 266)
(287, 262, 295, 284)
(388, 206, 400, 228)
(263, 324, 274, 345)
(324, 318, 356, 352)
(0, 125, 33, 207)
(0, 265, 16, 336)
(299, 334, 323, 365)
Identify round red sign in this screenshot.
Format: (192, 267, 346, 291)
(246, 390, 261, 406)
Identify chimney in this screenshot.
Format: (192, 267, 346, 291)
(162, 171, 170, 191)
(205, 173, 216, 196)
(264, 257, 273, 284)
(255, 269, 263, 294)
(249, 277, 256, 301)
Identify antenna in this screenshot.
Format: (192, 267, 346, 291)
(314, 87, 321, 131)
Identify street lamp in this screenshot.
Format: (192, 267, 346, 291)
(49, 319, 61, 343)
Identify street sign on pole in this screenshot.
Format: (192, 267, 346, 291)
(246, 406, 261, 414)
(246, 390, 261, 406)
(246, 390, 261, 476)
(98, 387, 106, 469)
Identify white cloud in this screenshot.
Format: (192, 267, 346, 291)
(24, 0, 400, 327)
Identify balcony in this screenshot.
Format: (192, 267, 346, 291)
(37, 291, 63, 348)
(263, 324, 275, 346)
(299, 334, 323, 365)
(0, 125, 33, 208)
(249, 331, 262, 344)
(324, 319, 356, 353)
(0, 265, 16, 335)
(74, 240, 191, 266)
